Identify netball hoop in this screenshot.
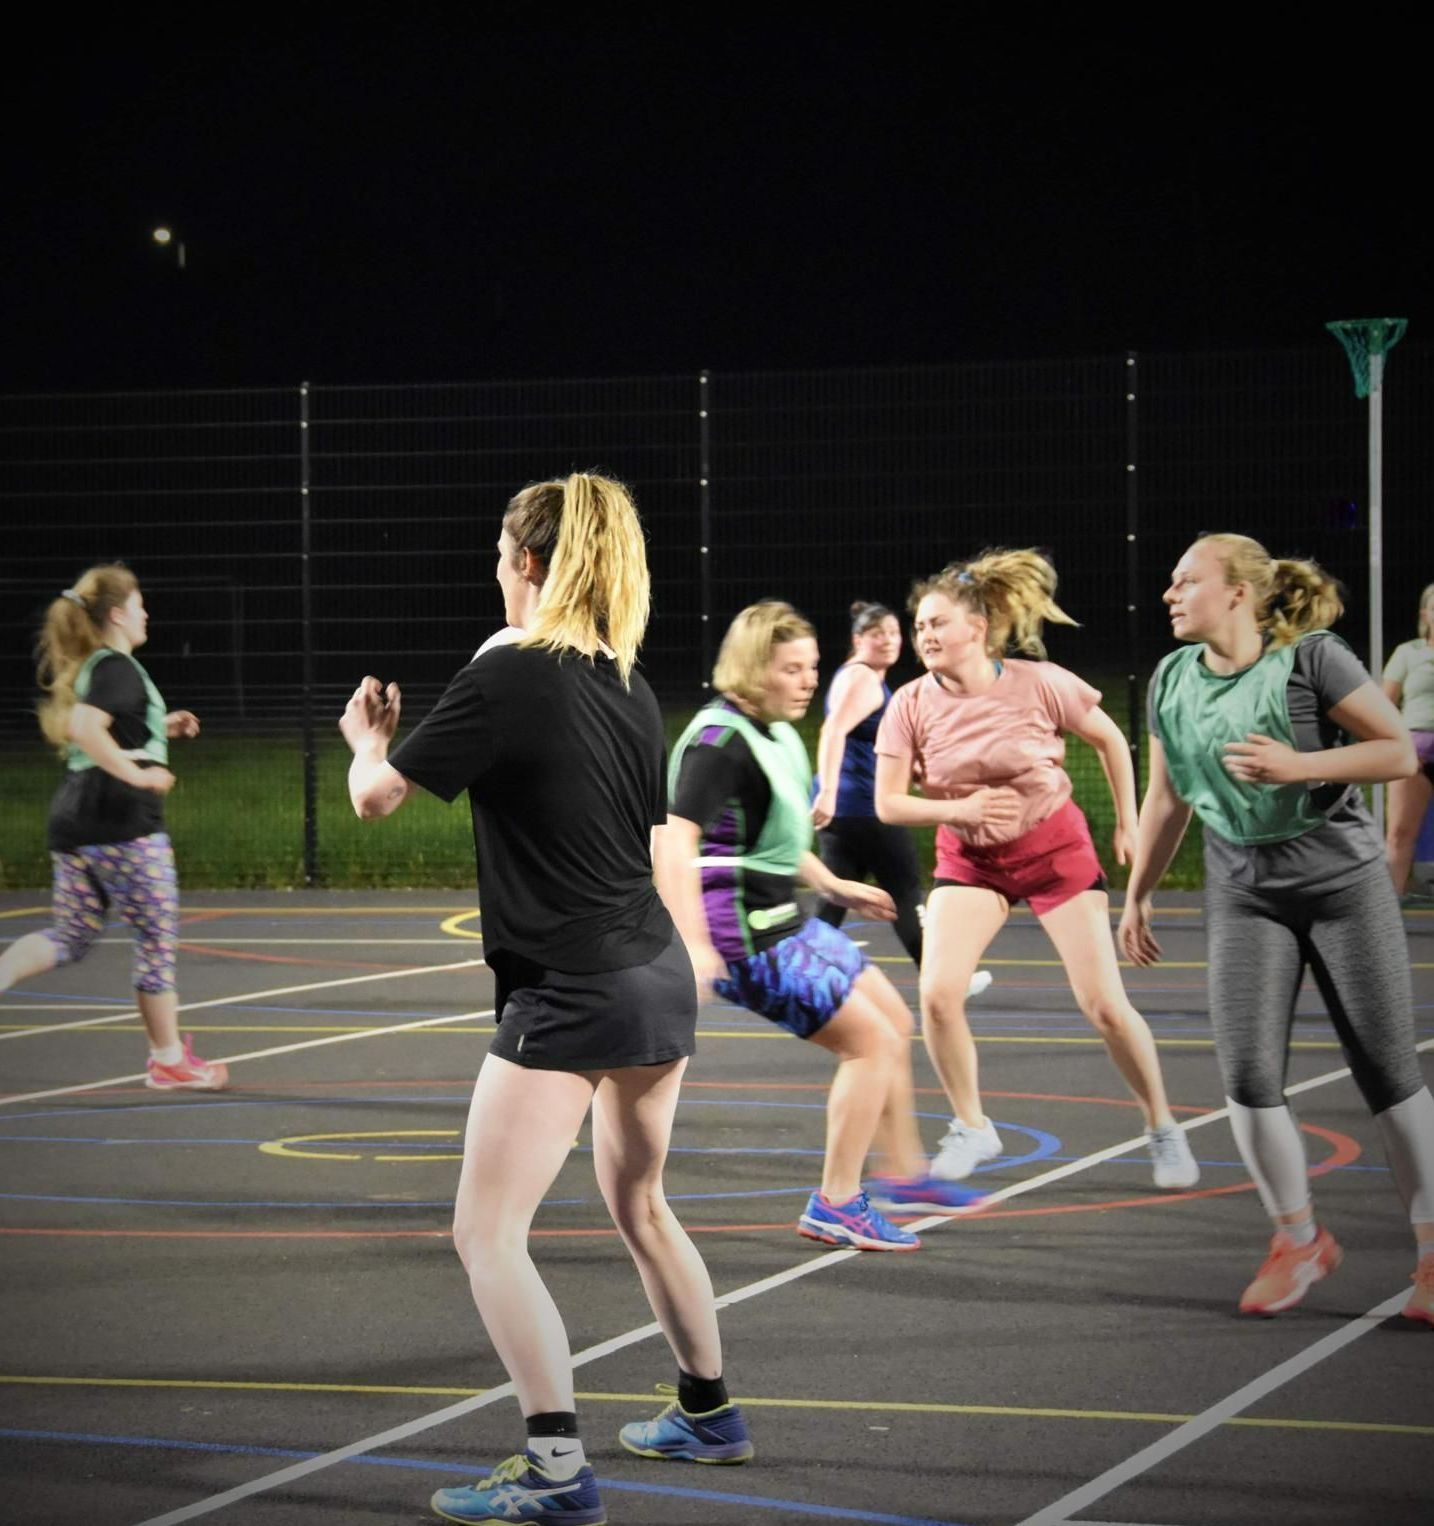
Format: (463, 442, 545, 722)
(1326, 317, 1408, 834)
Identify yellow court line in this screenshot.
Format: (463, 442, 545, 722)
(0, 1375, 1427, 1439)
(0, 1022, 1349, 1049)
(0, 906, 49, 919)
(439, 910, 482, 940)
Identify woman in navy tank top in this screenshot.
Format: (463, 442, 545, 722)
(812, 601, 989, 999)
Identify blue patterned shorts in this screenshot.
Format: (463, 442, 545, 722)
(716, 917, 869, 1039)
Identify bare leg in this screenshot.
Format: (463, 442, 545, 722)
(845, 966, 925, 1178)
(807, 982, 908, 1200)
(0, 933, 59, 993)
(591, 1058, 721, 1378)
(136, 988, 181, 1051)
(451, 1053, 596, 1416)
(918, 887, 1008, 1126)
(1386, 772, 1433, 895)
(1038, 890, 1174, 1130)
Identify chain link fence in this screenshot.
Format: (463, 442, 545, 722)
(3, 345, 1428, 887)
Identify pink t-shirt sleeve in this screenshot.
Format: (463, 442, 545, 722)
(875, 681, 918, 762)
(1034, 663, 1102, 733)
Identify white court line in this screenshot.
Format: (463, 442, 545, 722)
(115, 1026, 1430, 1521)
(0, 963, 486, 1107)
(0, 1003, 493, 1108)
(1015, 1288, 1411, 1526)
(0, 960, 484, 1046)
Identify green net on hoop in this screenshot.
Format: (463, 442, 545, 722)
(1326, 317, 1408, 398)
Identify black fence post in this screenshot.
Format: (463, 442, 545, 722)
(300, 380, 319, 886)
(699, 369, 712, 693)
(1124, 351, 1141, 786)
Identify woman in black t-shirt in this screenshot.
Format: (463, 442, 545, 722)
(0, 564, 227, 1091)
(341, 474, 751, 1525)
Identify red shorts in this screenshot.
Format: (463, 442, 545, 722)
(932, 798, 1107, 915)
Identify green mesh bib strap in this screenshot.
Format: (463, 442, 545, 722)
(669, 705, 813, 877)
(67, 649, 169, 772)
(1152, 635, 1348, 846)
(1326, 317, 1408, 398)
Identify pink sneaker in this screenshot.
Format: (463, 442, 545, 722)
(1404, 1257, 1434, 1327)
(1238, 1227, 1342, 1315)
(146, 1034, 229, 1092)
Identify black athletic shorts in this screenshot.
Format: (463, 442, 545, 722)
(488, 934, 698, 1072)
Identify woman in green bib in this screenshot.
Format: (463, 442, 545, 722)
(1120, 534, 1432, 1323)
(0, 564, 226, 1090)
(656, 601, 987, 1252)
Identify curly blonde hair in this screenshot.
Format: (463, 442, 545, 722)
(909, 548, 1076, 658)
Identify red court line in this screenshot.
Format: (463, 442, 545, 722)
(175, 942, 422, 973)
(0, 1124, 1360, 1241)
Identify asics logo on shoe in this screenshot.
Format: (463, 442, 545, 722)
(486, 1480, 581, 1517)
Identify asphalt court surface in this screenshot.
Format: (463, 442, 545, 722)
(1, 889, 1431, 1526)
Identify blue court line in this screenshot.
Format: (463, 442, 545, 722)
(0, 1429, 966, 1525)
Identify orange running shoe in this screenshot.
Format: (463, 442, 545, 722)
(1238, 1227, 1342, 1316)
(146, 1033, 229, 1092)
(1404, 1258, 1434, 1327)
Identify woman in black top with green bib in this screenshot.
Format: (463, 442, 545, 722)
(0, 564, 226, 1090)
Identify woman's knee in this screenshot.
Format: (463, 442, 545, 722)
(920, 982, 968, 1032)
(1079, 993, 1134, 1040)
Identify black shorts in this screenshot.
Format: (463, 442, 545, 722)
(488, 935, 698, 1072)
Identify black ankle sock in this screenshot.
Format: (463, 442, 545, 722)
(525, 1411, 579, 1439)
(677, 1370, 728, 1414)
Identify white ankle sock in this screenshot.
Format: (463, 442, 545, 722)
(528, 1435, 586, 1479)
(150, 1041, 183, 1065)
(1281, 1218, 1317, 1248)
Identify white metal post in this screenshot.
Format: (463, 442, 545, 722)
(1368, 353, 1385, 835)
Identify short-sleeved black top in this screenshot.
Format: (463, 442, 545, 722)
(390, 644, 673, 974)
(48, 651, 165, 852)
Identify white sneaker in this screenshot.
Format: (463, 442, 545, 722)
(966, 970, 993, 1000)
(930, 1118, 1002, 1181)
(1146, 1123, 1200, 1190)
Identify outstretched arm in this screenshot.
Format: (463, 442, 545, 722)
(341, 677, 413, 820)
(1069, 704, 1139, 864)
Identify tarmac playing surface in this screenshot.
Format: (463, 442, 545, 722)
(1, 889, 1431, 1526)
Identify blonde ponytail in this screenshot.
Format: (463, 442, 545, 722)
(36, 564, 138, 753)
(512, 472, 649, 685)
(1196, 534, 1343, 649)
(910, 547, 1076, 658)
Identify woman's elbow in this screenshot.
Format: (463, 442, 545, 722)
(874, 795, 898, 824)
(1395, 738, 1420, 779)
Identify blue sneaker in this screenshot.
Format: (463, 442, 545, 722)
(797, 1189, 920, 1250)
(618, 1383, 754, 1463)
(430, 1451, 605, 1524)
(868, 1173, 989, 1215)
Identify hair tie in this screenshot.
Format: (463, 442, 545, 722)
(61, 589, 87, 609)
(956, 571, 975, 586)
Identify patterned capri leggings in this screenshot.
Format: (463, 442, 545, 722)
(42, 833, 179, 994)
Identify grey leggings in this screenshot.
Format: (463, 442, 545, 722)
(1205, 859, 1423, 1114)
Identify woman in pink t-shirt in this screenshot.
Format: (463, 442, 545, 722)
(874, 551, 1198, 1191)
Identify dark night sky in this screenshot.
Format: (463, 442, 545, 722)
(4, 15, 1426, 390)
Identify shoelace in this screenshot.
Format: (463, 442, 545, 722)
(484, 1453, 531, 1487)
(1148, 1130, 1187, 1163)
